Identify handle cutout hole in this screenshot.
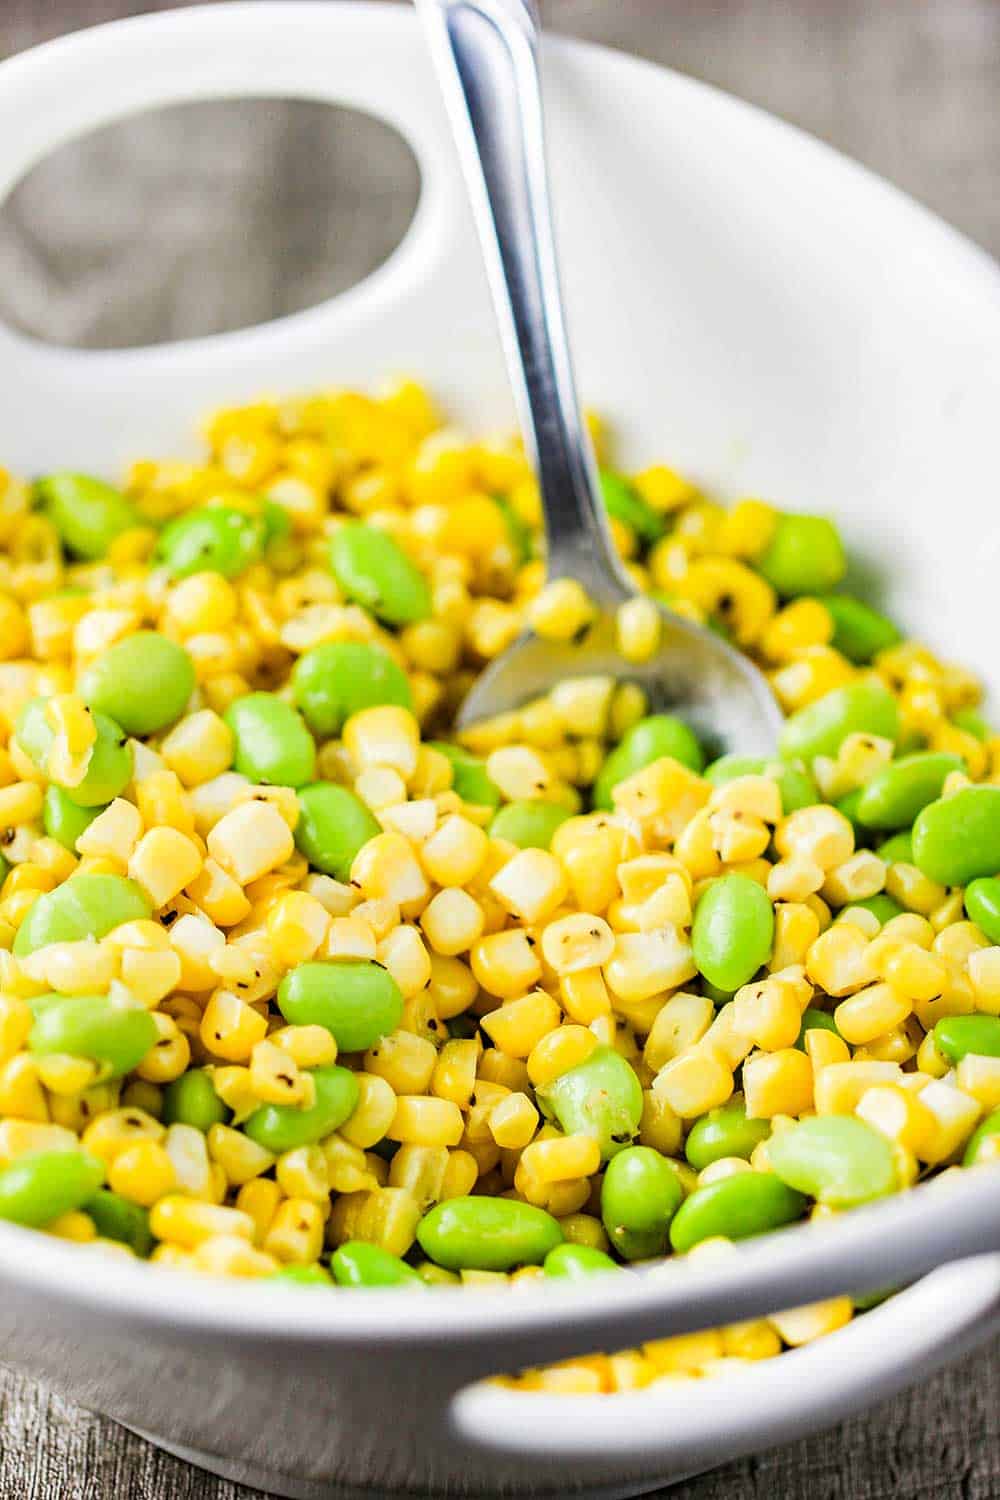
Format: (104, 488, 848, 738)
(0, 98, 421, 350)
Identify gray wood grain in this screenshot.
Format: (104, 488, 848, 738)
(1, 1, 999, 1495)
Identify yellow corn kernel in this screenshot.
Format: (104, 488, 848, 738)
(364, 1030, 437, 1095)
(654, 1046, 733, 1118)
(805, 921, 873, 996)
(273, 1144, 330, 1204)
(526, 1024, 597, 1088)
(386, 1095, 465, 1147)
(327, 1186, 421, 1258)
(0, 994, 33, 1061)
(487, 1091, 538, 1149)
(190, 1234, 279, 1278)
(743, 1048, 813, 1119)
(439, 1149, 479, 1200)
(519, 1133, 601, 1187)
(0, 1119, 79, 1163)
(206, 801, 294, 886)
(558, 968, 612, 1025)
(207, 1123, 275, 1187)
(0, 781, 43, 826)
(804, 1028, 850, 1072)
(419, 888, 485, 957)
(200, 990, 268, 1062)
(49, 1210, 98, 1243)
(262, 1198, 326, 1265)
(107, 1140, 176, 1207)
(350, 831, 430, 913)
(160, 710, 234, 787)
(527, 579, 595, 641)
(486, 848, 567, 926)
(769, 1298, 853, 1346)
(604, 927, 697, 1003)
(76, 798, 143, 866)
(822, 852, 887, 907)
(134, 769, 196, 838)
(470, 930, 543, 999)
(125, 826, 202, 910)
(732, 977, 803, 1052)
(265, 890, 329, 967)
(420, 814, 489, 887)
(540, 913, 615, 976)
(480, 990, 562, 1058)
(119, 948, 182, 1011)
(246, 1038, 305, 1106)
(884, 862, 948, 917)
(615, 596, 661, 663)
(485, 745, 554, 802)
(833, 981, 911, 1045)
(775, 805, 854, 870)
(430, 1039, 480, 1108)
(339, 1073, 398, 1148)
(150, 1195, 255, 1248)
(813, 1060, 903, 1115)
(969, 947, 1000, 1015)
(642, 992, 713, 1072)
(644, 1329, 725, 1374)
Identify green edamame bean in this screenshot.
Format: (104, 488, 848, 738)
(838, 894, 904, 926)
(331, 1241, 422, 1287)
(329, 522, 431, 625)
(0, 1150, 105, 1228)
(701, 979, 734, 1006)
(29, 993, 158, 1079)
(162, 1068, 230, 1131)
(953, 707, 991, 741)
(835, 787, 864, 831)
(669, 1171, 806, 1252)
(271, 1263, 333, 1287)
(224, 693, 315, 788)
(878, 831, 913, 865)
(42, 785, 101, 852)
(14, 873, 151, 957)
(767, 1116, 896, 1206)
(429, 743, 501, 810)
(963, 1109, 1000, 1166)
(913, 787, 1000, 887)
(536, 1046, 643, 1161)
(779, 680, 900, 763)
(594, 715, 705, 811)
(933, 1015, 1000, 1065)
(493, 495, 533, 564)
(600, 1145, 684, 1260)
(294, 782, 381, 880)
(80, 632, 195, 736)
(757, 514, 846, 598)
(855, 752, 964, 831)
(243, 1065, 359, 1152)
(0, 853, 7, 887)
(35, 474, 141, 561)
(704, 755, 818, 815)
(16, 697, 132, 806)
(543, 1243, 618, 1279)
(291, 642, 413, 738)
(965, 877, 1000, 943)
(817, 594, 901, 664)
(489, 800, 572, 850)
(692, 873, 774, 993)
(684, 1098, 770, 1169)
(86, 1189, 153, 1256)
(260, 500, 292, 550)
(416, 1195, 563, 1271)
(794, 1008, 841, 1049)
(155, 505, 265, 579)
(278, 960, 403, 1052)
(599, 471, 665, 545)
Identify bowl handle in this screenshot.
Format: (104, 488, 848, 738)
(0, 2, 478, 471)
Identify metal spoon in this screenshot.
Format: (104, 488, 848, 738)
(417, 0, 783, 755)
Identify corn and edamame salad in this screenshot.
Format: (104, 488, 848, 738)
(0, 381, 999, 1395)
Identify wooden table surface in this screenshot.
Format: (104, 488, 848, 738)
(1, 2, 999, 1496)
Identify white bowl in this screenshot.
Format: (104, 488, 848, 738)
(2, 5, 1000, 1496)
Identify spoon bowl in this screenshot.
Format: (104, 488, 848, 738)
(457, 599, 784, 757)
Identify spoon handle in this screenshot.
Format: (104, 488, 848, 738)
(417, 0, 629, 600)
